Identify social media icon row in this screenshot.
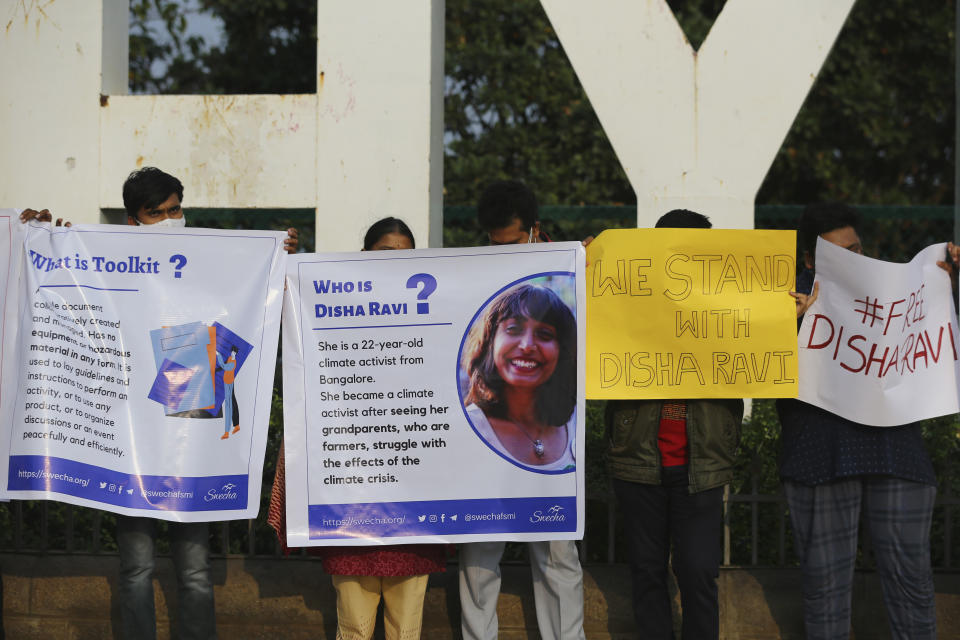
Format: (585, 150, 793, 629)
(417, 513, 458, 523)
(98, 481, 133, 495)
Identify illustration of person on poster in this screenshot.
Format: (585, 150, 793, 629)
(218, 347, 239, 439)
(147, 321, 252, 441)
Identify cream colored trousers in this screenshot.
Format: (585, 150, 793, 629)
(332, 574, 430, 640)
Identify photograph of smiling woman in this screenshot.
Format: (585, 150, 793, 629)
(462, 283, 577, 469)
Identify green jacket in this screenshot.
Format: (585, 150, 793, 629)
(605, 399, 744, 493)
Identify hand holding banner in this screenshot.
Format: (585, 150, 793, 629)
(586, 228, 798, 399)
(797, 238, 960, 426)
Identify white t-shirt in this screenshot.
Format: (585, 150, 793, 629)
(465, 403, 575, 472)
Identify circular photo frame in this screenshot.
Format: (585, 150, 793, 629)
(456, 272, 577, 474)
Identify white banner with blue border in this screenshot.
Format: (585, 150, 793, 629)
(283, 243, 586, 545)
(0, 217, 285, 521)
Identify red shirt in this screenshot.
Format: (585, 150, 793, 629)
(657, 402, 689, 467)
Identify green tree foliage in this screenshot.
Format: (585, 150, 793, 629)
(629, 0, 956, 206)
(446, 0, 955, 206)
(130, 0, 955, 206)
(194, 0, 316, 94)
(756, 0, 955, 205)
(444, 0, 633, 206)
(130, 0, 210, 93)
(129, 0, 316, 94)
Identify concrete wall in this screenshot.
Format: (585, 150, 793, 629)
(4, 553, 960, 638)
(1, 0, 445, 250)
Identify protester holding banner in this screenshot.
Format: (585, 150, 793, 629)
(778, 202, 958, 640)
(14, 170, 293, 639)
(460, 180, 585, 640)
(269, 217, 447, 640)
(110, 167, 214, 639)
(603, 210, 743, 640)
(114, 167, 297, 640)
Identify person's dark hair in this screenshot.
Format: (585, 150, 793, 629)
(464, 284, 576, 426)
(477, 180, 538, 232)
(363, 217, 415, 250)
(798, 202, 860, 264)
(655, 209, 712, 229)
(122, 167, 184, 217)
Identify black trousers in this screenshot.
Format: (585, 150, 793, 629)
(613, 468, 724, 640)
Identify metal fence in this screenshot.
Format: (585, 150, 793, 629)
(5, 477, 959, 570)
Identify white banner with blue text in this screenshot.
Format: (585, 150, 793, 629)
(283, 243, 586, 545)
(0, 220, 285, 521)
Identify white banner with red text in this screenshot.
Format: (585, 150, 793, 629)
(797, 238, 960, 426)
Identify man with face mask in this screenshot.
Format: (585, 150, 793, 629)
(119, 168, 212, 639)
(124, 167, 188, 227)
(19, 167, 296, 639)
(118, 167, 298, 639)
(123, 167, 299, 252)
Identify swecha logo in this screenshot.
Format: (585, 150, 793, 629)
(204, 483, 239, 502)
(530, 505, 566, 523)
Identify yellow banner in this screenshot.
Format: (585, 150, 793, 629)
(586, 228, 798, 399)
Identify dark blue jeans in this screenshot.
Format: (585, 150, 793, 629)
(614, 468, 724, 640)
(117, 516, 216, 640)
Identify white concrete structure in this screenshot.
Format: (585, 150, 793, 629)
(1, 1, 127, 228)
(540, 0, 856, 228)
(1, 0, 445, 250)
(2, 0, 853, 241)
